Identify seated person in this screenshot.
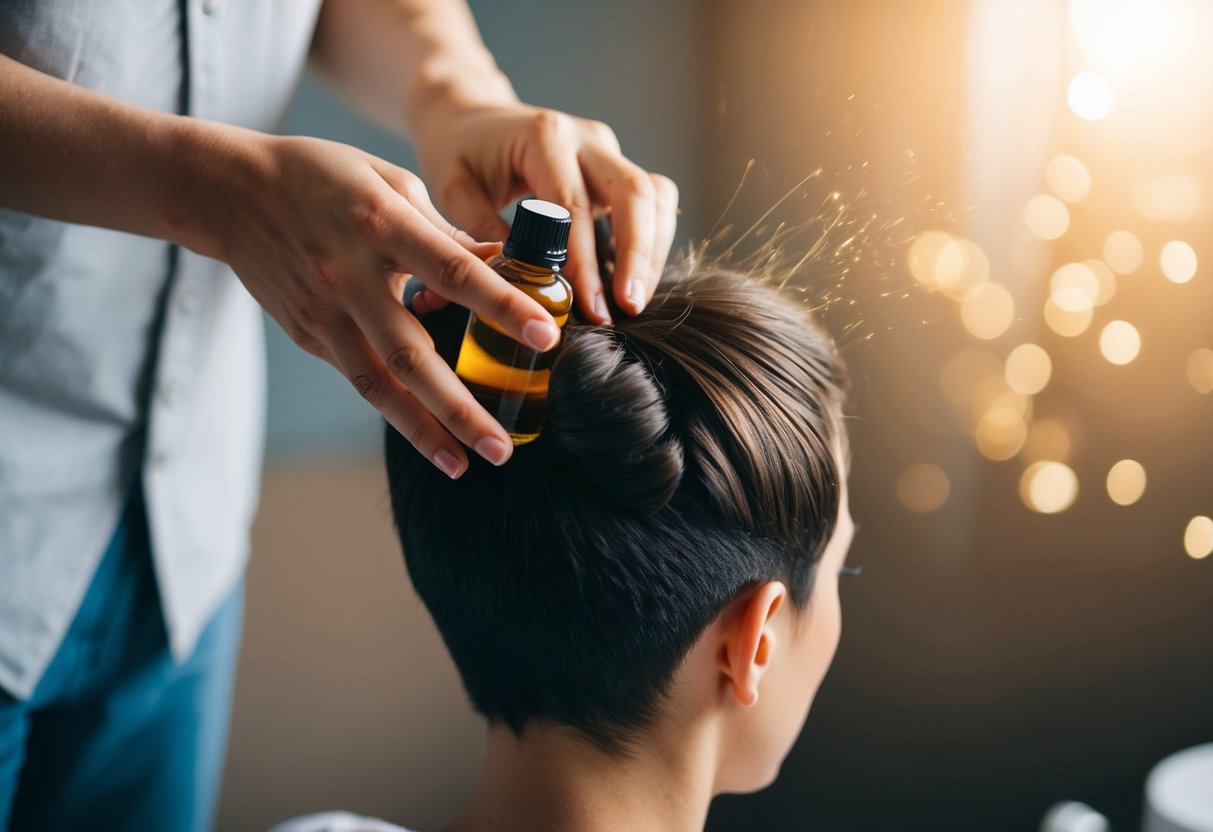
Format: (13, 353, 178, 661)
(276, 259, 855, 832)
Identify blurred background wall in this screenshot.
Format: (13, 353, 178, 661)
(218, 1, 1213, 830)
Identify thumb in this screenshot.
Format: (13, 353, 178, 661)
(438, 169, 511, 243)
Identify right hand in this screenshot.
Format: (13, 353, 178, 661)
(201, 132, 560, 478)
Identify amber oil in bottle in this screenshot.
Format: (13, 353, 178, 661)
(455, 199, 573, 445)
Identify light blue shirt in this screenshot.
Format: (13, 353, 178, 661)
(0, 0, 323, 699)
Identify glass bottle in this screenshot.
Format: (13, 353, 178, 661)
(455, 199, 573, 445)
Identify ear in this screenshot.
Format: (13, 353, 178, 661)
(717, 582, 787, 707)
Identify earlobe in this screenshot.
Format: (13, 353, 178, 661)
(720, 582, 787, 708)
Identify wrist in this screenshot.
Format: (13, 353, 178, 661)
(405, 54, 518, 143)
(157, 117, 273, 260)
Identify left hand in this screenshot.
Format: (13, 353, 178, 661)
(412, 103, 679, 324)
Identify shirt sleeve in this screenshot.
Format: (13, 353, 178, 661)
(267, 811, 412, 832)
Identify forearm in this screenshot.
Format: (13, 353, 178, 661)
(0, 55, 256, 258)
(309, 0, 517, 138)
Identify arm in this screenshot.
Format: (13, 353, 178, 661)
(309, 0, 681, 324)
(309, 0, 517, 135)
(0, 54, 211, 251)
(0, 54, 559, 476)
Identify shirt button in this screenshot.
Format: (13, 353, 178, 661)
(201, 0, 219, 15)
(152, 453, 170, 471)
(160, 383, 182, 406)
(179, 286, 199, 313)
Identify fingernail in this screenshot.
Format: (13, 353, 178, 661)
(522, 319, 559, 351)
(593, 293, 613, 325)
(474, 436, 511, 466)
(433, 449, 463, 479)
(627, 278, 647, 313)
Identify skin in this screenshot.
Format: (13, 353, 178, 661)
(0, 0, 678, 479)
(443, 474, 856, 832)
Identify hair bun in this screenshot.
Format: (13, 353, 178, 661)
(547, 327, 684, 513)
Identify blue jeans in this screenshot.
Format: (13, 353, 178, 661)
(0, 480, 244, 832)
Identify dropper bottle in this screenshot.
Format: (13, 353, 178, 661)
(455, 199, 574, 445)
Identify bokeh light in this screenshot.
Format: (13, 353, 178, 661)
(1051, 286, 1095, 314)
(897, 464, 951, 513)
(1050, 263, 1101, 311)
(907, 231, 991, 299)
(1099, 320, 1141, 365)
(1159, 240, 1198, 284)
(908, 230, 963, 291)
(1044, 293, 1094, 337)
(1067, 71, 1117, 120)
(1083, 259, 1118, 306)
(1131, 174, 1201, 222)
(1184, 516, 1213, 560)
(1005, 343, 1052, 395)
(942, 239, 991, 300)
(1106, 459, 1147, 506)
(960, 282, 1015, 340)
(1024, 194, 1071, 240)
(1187, 348, 1213, 394)
(974, 386, 1032, 423)
(1104, 230, 1144, 274)
(1046, 155, 1092, 202)
(976, 405, 1028, 461)
(1020, 461, 1079, 514)
(1024, 419, 1074, 463)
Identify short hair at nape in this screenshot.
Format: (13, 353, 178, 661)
(384, 259, 848, 754)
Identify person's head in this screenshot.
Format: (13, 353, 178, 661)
(385, 259, 852, 793)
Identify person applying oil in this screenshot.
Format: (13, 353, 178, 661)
(455, 199, 574, 445)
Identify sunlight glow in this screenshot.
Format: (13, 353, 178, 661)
(1067, 71, 1117, 120)
(1069, 0, 1188, 85)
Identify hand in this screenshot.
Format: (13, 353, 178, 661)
(202, 131, 560, 477)
(412, 103, 680, 324)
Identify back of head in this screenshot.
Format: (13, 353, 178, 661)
(384, 258, 848, 751)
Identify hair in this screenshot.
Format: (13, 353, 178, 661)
(384, 256, 849, 752)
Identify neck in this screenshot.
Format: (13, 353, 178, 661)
(442, 721, 719, 832)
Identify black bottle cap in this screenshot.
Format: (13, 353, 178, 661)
(503, 199, 572, 269)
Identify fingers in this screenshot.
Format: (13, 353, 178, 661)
(373, 181, 559, 353)
(409, 287, 450, 315)
(580, 144, 659, 316)
(371, 159, 483, 249)
(434, 167, 511, 243)
(649, 173, 679, 287)
(523, 112, 609, 324)
(340, 297, 516, 469)
(322, 320, 473, 478)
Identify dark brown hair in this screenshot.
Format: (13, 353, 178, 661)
(385, 257, 848, 751)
